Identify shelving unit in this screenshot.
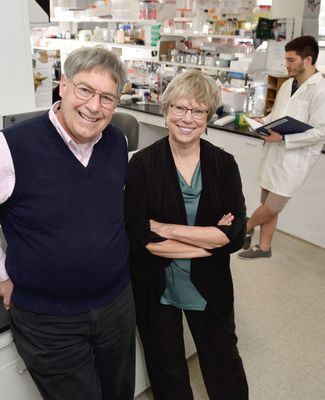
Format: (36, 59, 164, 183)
(34, 39, 159, 64)
(160, 32, 252, 40)
(34, 35, 253, 75)
(36, 37, 158, 52)
(50, 17, 160, 25)
(158, 30, 254, 80)
(34, 3, 258, 105)
(44, 2, 255, 78)
(158, 60, 247, 75)
(264, 74, 289, 114)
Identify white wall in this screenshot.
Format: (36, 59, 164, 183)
(318, 48, 325, 75)
(271, 0, 305, 37)
(0, 1, 35, 115)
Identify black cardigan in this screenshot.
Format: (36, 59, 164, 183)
(125, 137, 246, 333)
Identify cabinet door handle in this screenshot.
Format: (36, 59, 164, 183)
(245, 142, 258, 147)
(16, 364, 28, 374)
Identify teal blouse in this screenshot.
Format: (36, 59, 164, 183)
(160, 162, 207, 311)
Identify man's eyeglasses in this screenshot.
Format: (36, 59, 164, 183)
(170, 104, 208, 120)
(71, 81, 117, 109)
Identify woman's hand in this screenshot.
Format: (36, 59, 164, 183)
(217, 213, 234, 226)
(150, 219, 167, 237)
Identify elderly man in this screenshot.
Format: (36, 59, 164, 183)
(0, 46, 135, 400)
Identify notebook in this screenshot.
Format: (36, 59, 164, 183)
(243, 115, 313, 136)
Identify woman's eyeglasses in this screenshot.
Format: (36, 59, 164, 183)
(170, 104, 208, 120)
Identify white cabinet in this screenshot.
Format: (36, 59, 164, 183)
(0, 331, 42, 400)
(206, 128, 264, 216)
(278, 156, 325, 248)
(223, 133, 264, 216)
(134, 332, 149, 396)
(205, 127, 228, 149)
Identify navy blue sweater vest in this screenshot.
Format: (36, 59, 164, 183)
(0, 114, 130, 314)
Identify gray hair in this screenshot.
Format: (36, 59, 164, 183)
(161, 70, 220, 120)
(63, 46, 127, 96)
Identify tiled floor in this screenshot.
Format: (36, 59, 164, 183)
(135, 230, 325, 400)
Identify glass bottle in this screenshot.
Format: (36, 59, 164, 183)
(224, 19, 234, 35)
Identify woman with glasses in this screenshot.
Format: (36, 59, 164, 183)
(125, 70, 248, 399)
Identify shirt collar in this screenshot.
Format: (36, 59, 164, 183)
(48, 101, 102, 149)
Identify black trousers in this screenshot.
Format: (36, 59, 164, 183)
(10, 284, 136, 400)
(139, 304, 248, 400)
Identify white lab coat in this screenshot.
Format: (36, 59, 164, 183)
(258, 72, 325, 197)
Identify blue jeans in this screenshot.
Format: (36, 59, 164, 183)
(10, 284, 136, 400)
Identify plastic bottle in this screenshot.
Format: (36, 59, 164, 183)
(201, 9, 210, 34)
(192, 6, 202, 33)
(116, 26, 125, 44)
(245, 84, 255, 114)
(198, 50, 205, 66)
(258, 5, 271, 18)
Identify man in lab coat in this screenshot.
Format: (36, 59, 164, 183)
(239, 35, 325, 259)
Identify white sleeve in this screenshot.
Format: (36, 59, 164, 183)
(0, 132, 15, 203)
(0, 227, 8, 281)
(0, 131, 15, 281)
(0, 245, 9, 282)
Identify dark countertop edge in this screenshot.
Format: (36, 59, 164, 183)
(0, 324, 10, 334)
(118, 103, 264, 141)
(118, 103, 325, 153)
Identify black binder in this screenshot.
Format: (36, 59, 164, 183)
(256, 116, 313, 136)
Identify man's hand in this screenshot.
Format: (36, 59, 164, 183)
(258, 128, 283, 143)
(254, 117, 265, 124)
(0, 279, 13, 310)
